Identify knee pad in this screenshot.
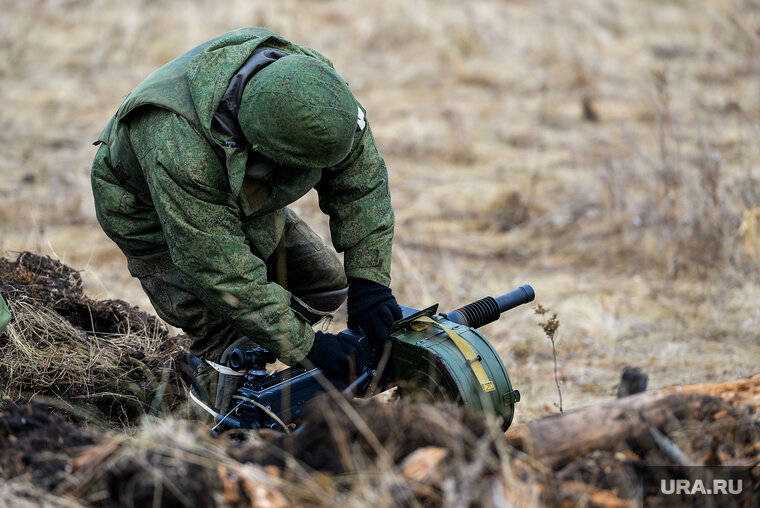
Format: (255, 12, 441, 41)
(291, 286, 348, 325)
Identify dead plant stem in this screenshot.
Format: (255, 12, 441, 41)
(534, 305, 562, 413)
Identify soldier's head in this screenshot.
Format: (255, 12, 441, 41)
(238, 55, 359, 169)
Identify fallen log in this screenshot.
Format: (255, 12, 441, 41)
(662, 374, 760, 407)
(506, 374, 760, 470)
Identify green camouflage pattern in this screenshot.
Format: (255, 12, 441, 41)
(90, 28, 393, 364)
(239, 54, 357, 169)
(0, 294, 10, 334)
(112, 205, 346, 364)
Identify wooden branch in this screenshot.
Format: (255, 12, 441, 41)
(505, 377, 760, 470)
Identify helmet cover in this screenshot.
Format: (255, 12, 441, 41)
(239, 55, 358, 169)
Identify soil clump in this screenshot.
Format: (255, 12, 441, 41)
(0, 252, 188, 426)
(0, 251, 162, 335)
(0, 400, 104, 489)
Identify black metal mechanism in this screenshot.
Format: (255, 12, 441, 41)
(218, 327, 377, 430)
(228, 346, 276, 372)
(216, 285, 535, 431)
(442, 285, 535, 328)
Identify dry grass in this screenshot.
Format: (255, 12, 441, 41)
(1, 0, 760, 499)
(2, 299, 117, 394)
(0, 480, 85, 508)
(60, 398, 540, 507)
(3, 299, 158, 394)
(0, 252, 189, 426)
(1, 297, 184, 426)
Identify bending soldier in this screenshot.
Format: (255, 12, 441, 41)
(91, 28, 402, 417)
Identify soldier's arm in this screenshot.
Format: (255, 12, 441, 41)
(315, 118, 394, 286)
(130, 110, 314, 364)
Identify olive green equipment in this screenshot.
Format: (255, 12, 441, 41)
(0, 294, 10, 334)
(215, 285, 534, 432)
(389, 284, 533, 430)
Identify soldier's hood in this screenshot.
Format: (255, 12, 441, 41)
(189, 33, 358, 182)
(186, 31, 291, 140)
(186, 29, 349, 196)
(185, 31, 294, 196)
(209, 47, 289, 146)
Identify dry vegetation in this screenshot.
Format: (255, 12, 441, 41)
(0, 252, 188, 427)
(1, 0, 760, 506)
(0, 376, 757, 507)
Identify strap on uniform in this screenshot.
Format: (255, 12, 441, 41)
(205, 359, 246, 377)
(291, 295, 339, 318)
(188, 388, 220, 418)
(413, 316, 496, 393)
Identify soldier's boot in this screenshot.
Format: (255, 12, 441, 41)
(187, 362, 218, 422)
(188, 336, 259, 422)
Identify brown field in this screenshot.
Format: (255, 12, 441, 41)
(3, 0, 760, 420)
(1, 0, 759, 502)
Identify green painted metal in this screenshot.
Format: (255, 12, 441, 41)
(0, 294, 10, 334)
(390, 307, 519, 430)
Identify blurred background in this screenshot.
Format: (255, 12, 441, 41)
(1, 0, 759, 422)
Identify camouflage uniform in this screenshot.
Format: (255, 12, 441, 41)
(91, 28, 394, 373)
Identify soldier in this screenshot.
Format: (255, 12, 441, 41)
(91, 28, 401, 417)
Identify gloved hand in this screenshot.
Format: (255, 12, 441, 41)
(304, 331, 362, 378)
(347, 277, 403, 347)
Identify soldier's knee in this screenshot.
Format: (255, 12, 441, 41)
(291, 285, 348, 325)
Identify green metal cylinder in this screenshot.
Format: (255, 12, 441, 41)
(390, 307, 520, 430)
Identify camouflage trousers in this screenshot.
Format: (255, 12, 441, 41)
(124, 209, 347, 361)
(123, 210, 346, 415)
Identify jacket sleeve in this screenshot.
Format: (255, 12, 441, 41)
(315, 119, 395, 286)
(130, 110, 314, 364)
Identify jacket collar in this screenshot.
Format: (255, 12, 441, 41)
(211, 47, 289, 146)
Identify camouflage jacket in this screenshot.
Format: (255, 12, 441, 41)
(94, 28, 394, 364)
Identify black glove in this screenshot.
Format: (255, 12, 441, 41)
(347, 277, 403, 347)
(304, 331, 361, 378)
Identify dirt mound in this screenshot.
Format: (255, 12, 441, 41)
(0, 251, 165, 337)
(0, 400, 104, 489)
(238, 395, 497, 474)
(0, 252, 189, 426)
(228, 396, 507, 506)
